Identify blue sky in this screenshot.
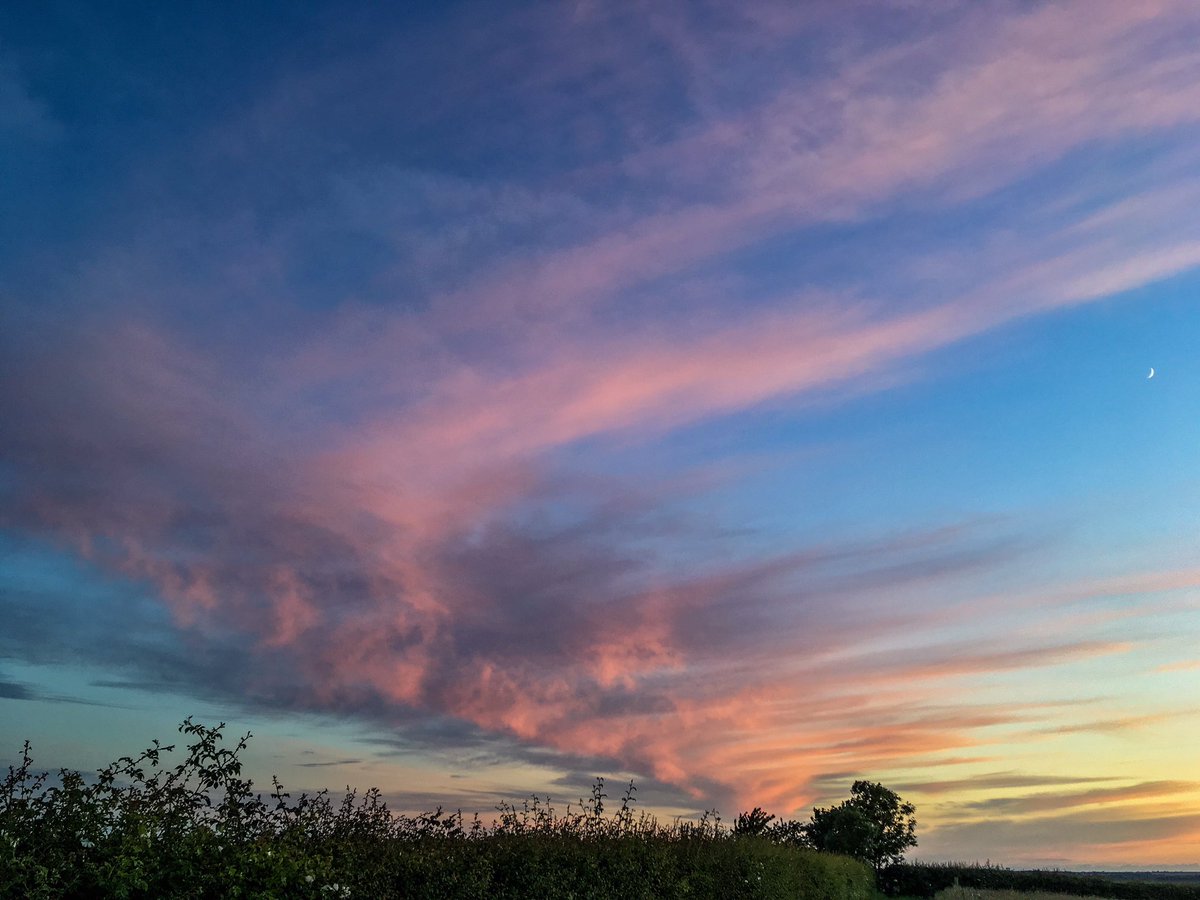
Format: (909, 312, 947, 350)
(3, 0, 1200, 868)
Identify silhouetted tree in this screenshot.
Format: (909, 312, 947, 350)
(732, 806, 775, 836)
(805, 780, 916, 873)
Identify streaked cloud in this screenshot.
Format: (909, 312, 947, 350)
(2, 0, 1200, 868)
(957, 781, 1197, 816)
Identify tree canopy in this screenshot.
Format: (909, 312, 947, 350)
(805, 780, 916, 872)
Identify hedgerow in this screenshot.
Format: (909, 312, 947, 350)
(1, 719, 876, 899)
(880, 862, 1200, 899)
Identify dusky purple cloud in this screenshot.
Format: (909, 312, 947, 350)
(3, 0, 1200, 847)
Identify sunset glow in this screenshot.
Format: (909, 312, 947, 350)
(2, 0, 1199, 870)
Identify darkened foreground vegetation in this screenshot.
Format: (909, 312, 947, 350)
(5, 720, 1195, 900)
(1, 719, 876, 899)
(880, 862, 1200, 899)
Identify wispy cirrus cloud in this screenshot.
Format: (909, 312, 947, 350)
(956, 781, 1197, 816)
(921, 804, 1200, 867)
(895, 772, 1121, 796)
(3, 0, 1200, 862)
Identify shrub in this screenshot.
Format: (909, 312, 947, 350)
(1, 722, 878, 898)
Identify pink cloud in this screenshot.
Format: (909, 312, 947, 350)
(10, 309, 1193, 815)
(5, 1, 1200, 864)
(243, 0, 1200, 405)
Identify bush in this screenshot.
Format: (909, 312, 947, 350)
(0, 722, 878, 899)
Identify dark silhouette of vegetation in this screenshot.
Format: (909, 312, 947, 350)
(879, 862, 1200, 899)
(10, 722, 1187, 899)
(1, 719, 877, 898)
(732, 806, 776, 837)
(805, 781, 917, 874)
(730, 806, 809, 849)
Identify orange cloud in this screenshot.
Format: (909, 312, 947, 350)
(4, 0, 1200, 869)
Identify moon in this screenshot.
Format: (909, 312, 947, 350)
(1148, 367, 1155, 379)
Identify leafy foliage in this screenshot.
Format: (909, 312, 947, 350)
(733, 807, 776, 837)
(1, 721, 878, 899)
(806, 781, 917, 873)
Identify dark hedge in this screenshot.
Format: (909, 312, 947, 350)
(880, 862, 1200, 899)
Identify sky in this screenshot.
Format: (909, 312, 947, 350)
(2, 0, 1199, 870)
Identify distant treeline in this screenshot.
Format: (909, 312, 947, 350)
(880, 862, 1200, 899)
(1086, 871, 1200, 885)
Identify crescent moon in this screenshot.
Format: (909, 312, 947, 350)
(1148, 367, 1155, 379)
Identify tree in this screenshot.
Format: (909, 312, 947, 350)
(732, 806, 775, 836)
(805, 780, 916, 873)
